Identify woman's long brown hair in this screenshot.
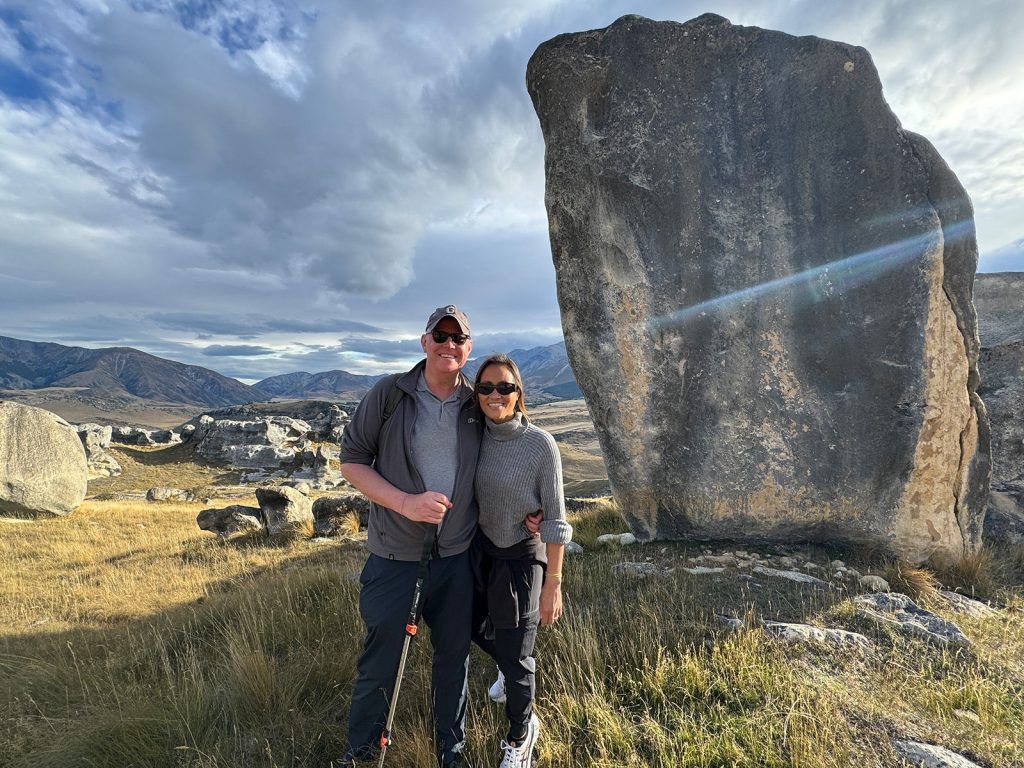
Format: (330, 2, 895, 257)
(473, 353, 529, 421)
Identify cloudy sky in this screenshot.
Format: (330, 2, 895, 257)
(1, 0, 1021, 382)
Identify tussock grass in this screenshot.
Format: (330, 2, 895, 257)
(2, 496, 1023, 767)
(879, 560, 942, 603)
(566, 497, 623, 548)
(930, 547, 1000, 599)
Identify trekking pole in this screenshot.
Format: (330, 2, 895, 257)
(377, 528, 436, 767)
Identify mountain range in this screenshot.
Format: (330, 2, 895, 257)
(0, 335, 254, 407)
(0, 336, 579, 420)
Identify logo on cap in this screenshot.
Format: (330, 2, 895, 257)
(446, 305, 456, 314)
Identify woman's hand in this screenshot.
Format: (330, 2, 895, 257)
(525, 509, 543, 536)
(539, 579, 562, 626)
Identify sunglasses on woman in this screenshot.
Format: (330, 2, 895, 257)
(475, 382, 518, 396)
(431, 330, 470, 345)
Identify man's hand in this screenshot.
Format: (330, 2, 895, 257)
(539, 579, 562, 626)
(525, 509, 543, 536)
(400, 492, 452, 524)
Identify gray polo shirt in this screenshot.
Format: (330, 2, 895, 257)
(410, 372, 461, 501)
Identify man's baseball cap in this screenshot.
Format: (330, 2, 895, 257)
(425, 305, 471, 335)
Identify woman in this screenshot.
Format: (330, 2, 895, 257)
(470, 353, 573, 768)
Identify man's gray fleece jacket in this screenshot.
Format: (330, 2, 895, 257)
(339, 359, 482, 561)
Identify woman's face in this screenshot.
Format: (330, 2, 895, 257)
(477, 363, 519, 424)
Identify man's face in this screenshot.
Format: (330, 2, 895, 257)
(421, 317, 472, 376)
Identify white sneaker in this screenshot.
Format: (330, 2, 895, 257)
(488, 668, 506, 704)
(497, 712, 539, 768)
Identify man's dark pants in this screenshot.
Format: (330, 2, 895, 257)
(347, 551, 473, 765)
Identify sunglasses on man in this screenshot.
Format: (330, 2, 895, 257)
(475, 382, 519, 396)
(430, 330, 471, 345)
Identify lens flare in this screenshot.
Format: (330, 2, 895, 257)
(646, 219, 974, 333)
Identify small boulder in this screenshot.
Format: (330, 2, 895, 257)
(256, 486, 314, 539)
(762, 621, 872, 655)
(938, 591, 998, 619)
(715, 614, 745, 632)
(611, 561, 664, 577)
(197, 505, 263, 537)
(751, 565, 828, 588)
(859, 574, 891, 592)
(312, 494, 370, 536)
(893, 740, 982, 768)
(147, 487, 192, 502)
(564, 541, 584, 555)
(854, 593, 970, 647)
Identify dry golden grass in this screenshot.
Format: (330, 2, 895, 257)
(89, 442, 243, 498)
(0, 498, 353, 634)
(2, 494, 1023, 767)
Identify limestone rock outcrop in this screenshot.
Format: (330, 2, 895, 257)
(0, 402, 88, 516)
(111, 426, 181, 446)
(974, 272, 1023, 545)
(75, 423, 122, 478)
(528, 14, 989, 562)
(193, 415, 311, 469)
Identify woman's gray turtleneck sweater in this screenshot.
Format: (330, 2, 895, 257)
(474, 412, 573, 549)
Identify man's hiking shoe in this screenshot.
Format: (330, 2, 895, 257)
(497, 712, 539, 768)
(488, 668, 506, 704)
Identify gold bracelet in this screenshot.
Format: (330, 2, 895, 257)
(547, 572, 562, 580)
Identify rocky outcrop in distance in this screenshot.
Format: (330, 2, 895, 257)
(179, 403, 349, 489)
(0, 402, 88, 516)
(528, 14, 989, 563)
(75, 423, 122, 478)
(974, 272, 1024, 545)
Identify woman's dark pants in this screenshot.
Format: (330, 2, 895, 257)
(471, 544, 543, 745)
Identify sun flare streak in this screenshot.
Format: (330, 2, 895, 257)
(646, 220, 974, 332)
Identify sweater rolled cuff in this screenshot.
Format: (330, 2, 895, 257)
(539, 519, 573, 544)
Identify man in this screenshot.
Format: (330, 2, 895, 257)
(339, 306, 538, 767)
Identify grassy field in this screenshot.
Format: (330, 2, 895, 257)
(3, 490, 1023, 767)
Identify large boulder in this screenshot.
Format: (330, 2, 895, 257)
(0, 402, 88, 516)
(527, 14, 989, 563)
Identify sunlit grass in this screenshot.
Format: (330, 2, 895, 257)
(2, 498, 1022, 767)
